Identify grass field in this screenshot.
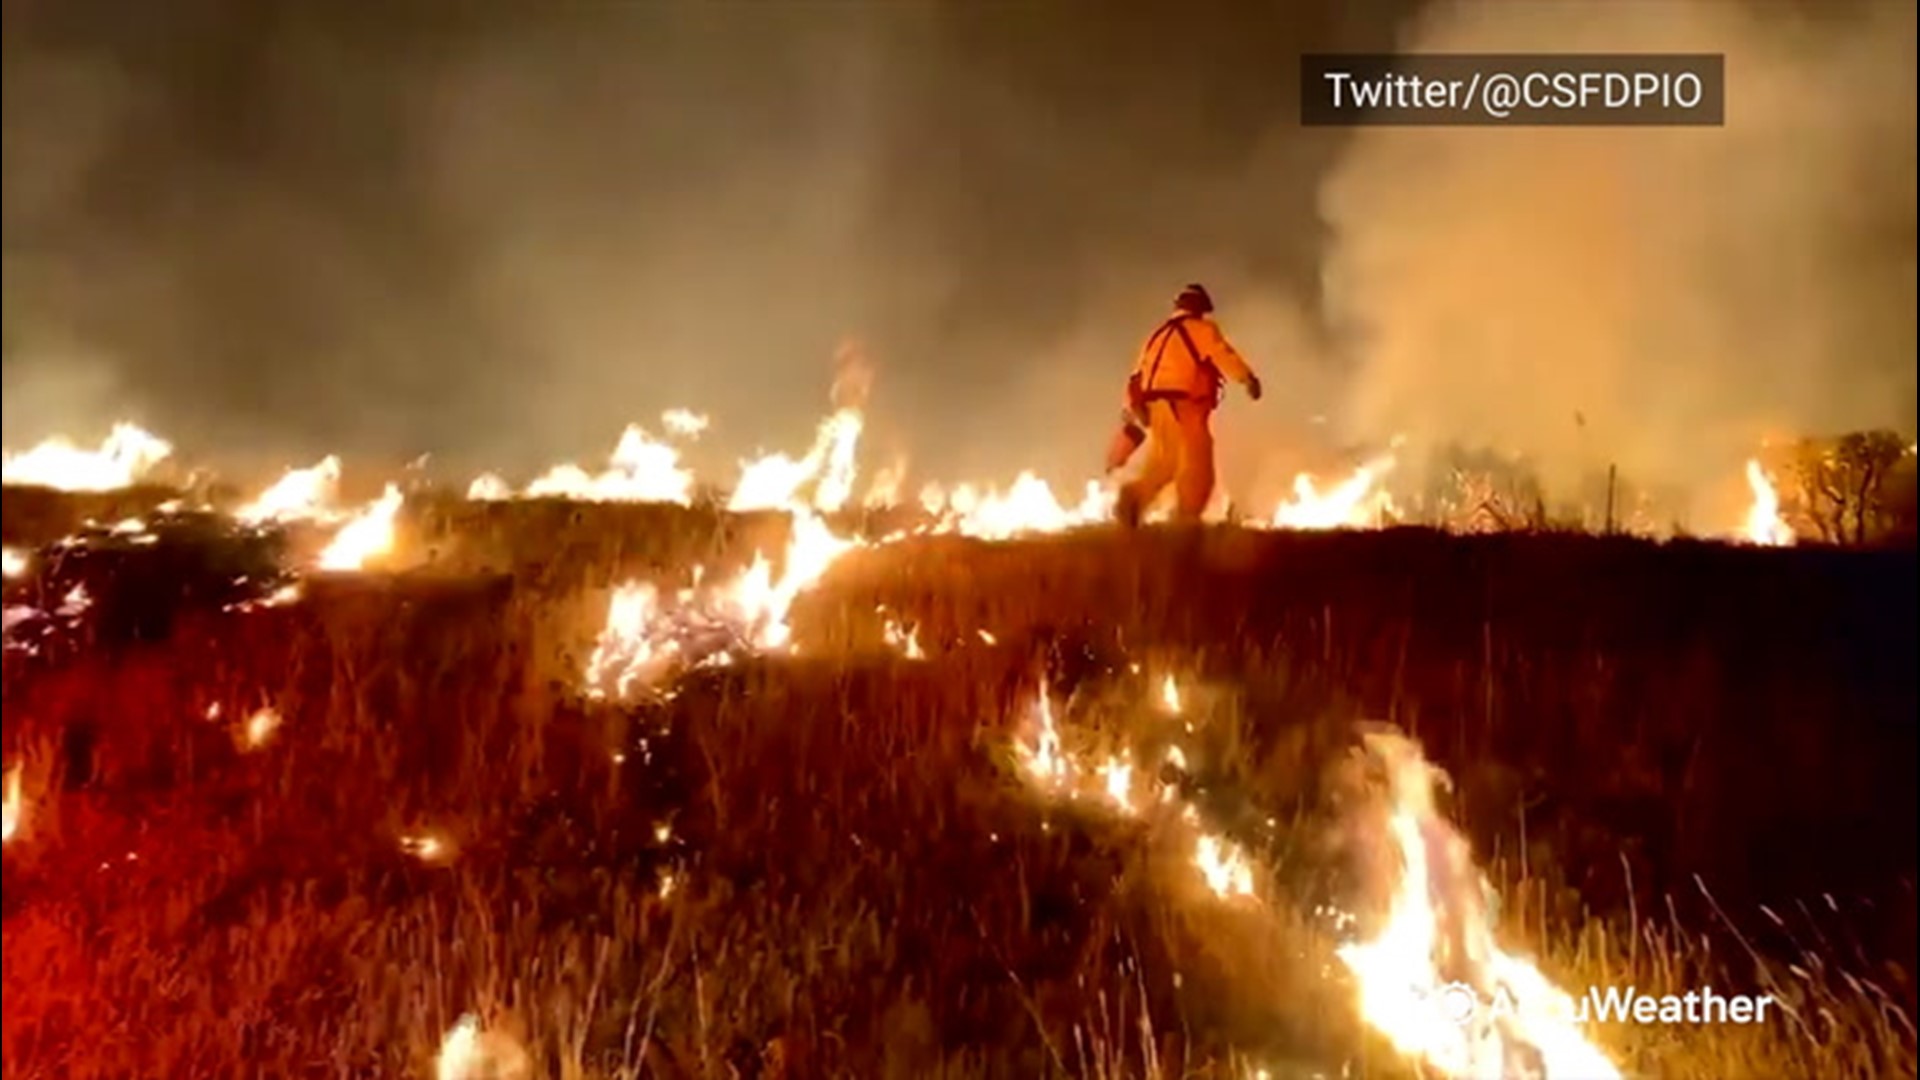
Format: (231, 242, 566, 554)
(2, 493, 1914, 1079)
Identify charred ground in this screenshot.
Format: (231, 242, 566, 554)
(1, 490, 1915, 1078)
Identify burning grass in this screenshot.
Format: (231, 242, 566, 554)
(1, 505, 1914, 1078)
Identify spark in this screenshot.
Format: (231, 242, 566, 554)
(243, 708, 281, 749)
(400, 832, 453, 865)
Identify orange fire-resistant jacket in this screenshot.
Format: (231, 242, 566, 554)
(1127, 312, 1258, 408)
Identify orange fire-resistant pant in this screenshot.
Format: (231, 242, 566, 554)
(1117, 396, 1216, 525)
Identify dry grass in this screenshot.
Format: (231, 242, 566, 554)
(2, 509, 1914, 1079)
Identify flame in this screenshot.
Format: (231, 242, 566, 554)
(585, 583, 671, 698)
(1, 423, 173, 491)
(1159, 674, 1183, 714)
(466, 472, 511, 500)
(1009, 679, 1262, 904)
(317, 485, 403, 571)
(1194, 831, 1256, 899)
(881, 611, 925, 659)
(584, 507, 858, 696)
(926, 474, 1113, 539)
(1272, 455, 1397, 530)
(863, 459, 908, 508)
(236, 456, 343, 523)
(1018, 685, 1070, 789)
(728, 408, 864, 513)
(1101, 754, 1136, 812)
(435, 1015, 529, 1080)
(479, 423, 696, 503)
(580, 405, 876, 696)
(2, 764, 22, 844)
(243, 707, 281, 749)
(738, 510, 858, 650)
(1741, 458, 1794, 547)
(401, 831, 454, 864)
(1336, 730, 1620, 1079)
(660, 408, 710, 438)
(2, 547, 27, 580)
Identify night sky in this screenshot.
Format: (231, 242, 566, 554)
(4, 0, 1913, 513)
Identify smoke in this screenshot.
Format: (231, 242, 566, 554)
(4, 1, 1909, 516)
(1322, 0, 1917, 520)
(1, 50, 142, 441)
(2, 3, 1409, 489)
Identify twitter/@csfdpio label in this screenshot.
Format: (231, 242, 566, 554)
(1419, 981, 1778, 1027)
(1300, 54, 1725, 126)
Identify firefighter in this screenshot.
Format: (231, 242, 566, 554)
(1113, 283, 1262, 526)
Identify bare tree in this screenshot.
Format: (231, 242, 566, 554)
(1788, 430, 1912, 545)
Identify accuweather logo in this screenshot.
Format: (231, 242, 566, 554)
(1423, 981, 1779, 1027)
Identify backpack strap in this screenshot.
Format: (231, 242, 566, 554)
(1141, 315, 1189, 394)
(1142, 315, 1216, 401)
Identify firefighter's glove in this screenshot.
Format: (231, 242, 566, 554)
(1246, 375, 1264, 402)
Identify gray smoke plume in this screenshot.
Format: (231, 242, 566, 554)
(1321, 0, 1917, 524)
(3, 1, 1909, 520)
(2, 3, 1408, 491)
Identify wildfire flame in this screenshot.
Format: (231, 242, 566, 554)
(1011, 686, 1612, 1071)
(465, 472, 511, 501)
(924, 474, 1113, 539)
(401, 831, 454, 864)
(584, 508, 858, 696)
(1741, 458, 1794, 547)
(316, 485, 403, 571)
(881, 610, 925, 659)
(728, 408, 864, 513)
(864, 459, 908, 508)
(2, 764, 22, 845)
(1011, 679, 1259, 901)
(1272, 453, 1397, 530)
(435, 1014, 529, 1080)
(1336, 730, 1620, 1079)
(1018, 684, 1071, 790)
(1, 422, 173, 491)
(476, 420, 697, 504)
(1159, 674, 1183, 714)
(242, 707, 282, 749)
(236, 456, 343, 524)
(660, 408, 710, 438)
(584, 407, 871, 695)
(1194, 830, 1256, 899)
